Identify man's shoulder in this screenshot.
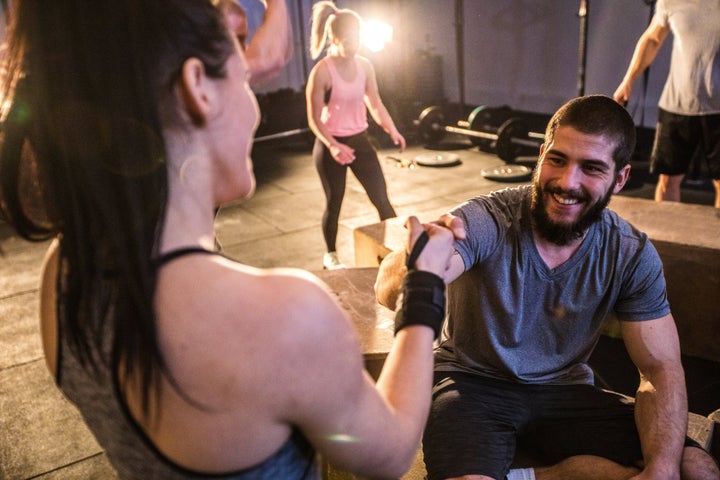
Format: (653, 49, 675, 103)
(600, 207, 652, 255)
(488, 184, 531, 202)
(451, 186, 529, 253)
(455, 185, 529, 214)
(602, 207, 646, 237)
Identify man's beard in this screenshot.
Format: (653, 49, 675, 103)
(531, 181, 614, 246)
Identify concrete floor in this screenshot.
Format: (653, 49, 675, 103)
(1, 136, 716, 479)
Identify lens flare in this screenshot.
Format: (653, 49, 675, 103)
(325, 433, 358, 443)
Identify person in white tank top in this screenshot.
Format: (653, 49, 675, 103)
(614, 0, 720, 208)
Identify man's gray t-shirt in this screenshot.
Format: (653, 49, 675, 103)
(435, 186, 670, 385)
(655, 0, 720, 115)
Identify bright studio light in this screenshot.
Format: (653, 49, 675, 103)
(363, 19, 393, 52)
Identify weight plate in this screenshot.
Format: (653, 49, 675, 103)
(480, 164, 532, 182)
(469, 105, 514, 130)
(465, 105, 486, 147)
(495, 118, 530, 162)
(416, 106, 446, 146)
(469, 105, 508, 152)
(413, 153, 462, 168)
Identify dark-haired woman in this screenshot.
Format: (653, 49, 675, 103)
(0, 0, 455, 478)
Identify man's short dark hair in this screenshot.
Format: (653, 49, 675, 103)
(544, 95, 636, 171)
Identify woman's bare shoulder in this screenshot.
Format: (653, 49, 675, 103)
(158, 258, 365, 416)
(307, 58, 331, 88)
(356, 55, 374, 73)
(159, 258, 358, 370)
(223, 262, 341, 318)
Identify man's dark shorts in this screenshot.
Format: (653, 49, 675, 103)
(423, 370, 702, 480)
(651, 108, 720, 179)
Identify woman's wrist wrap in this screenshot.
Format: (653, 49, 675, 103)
(394, 271, 446, 339)
(394, 231, 446, 339)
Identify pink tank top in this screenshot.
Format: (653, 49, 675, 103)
(320, 56, 368, 137)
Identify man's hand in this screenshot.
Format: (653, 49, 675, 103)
(433, 213, 467, 241)
(404, 216, 455, 278)
(613, 81, 632, 106)
(375, 215, 457, 309)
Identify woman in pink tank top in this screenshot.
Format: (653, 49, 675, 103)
(306, 1, 406, 270)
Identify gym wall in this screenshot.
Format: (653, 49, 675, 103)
(250, 0, 670, 129)
(0, 1, 669, 129)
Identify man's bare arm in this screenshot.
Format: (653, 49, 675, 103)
(622, 315, 687, 479)
(375, 213, 467, 309)
(245, 0, 293, 86)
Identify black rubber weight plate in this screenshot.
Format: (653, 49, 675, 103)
(481, 165, 532, 182)
(413, 153, 462, 167)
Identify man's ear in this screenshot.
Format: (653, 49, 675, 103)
(178, 57, 212, 125)
(535, 143, 546, 167)
(613, 164, 632, 194)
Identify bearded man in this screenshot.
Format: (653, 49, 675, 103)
(375, 95, 720, 480)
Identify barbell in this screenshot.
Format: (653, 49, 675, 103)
(415, 105, 545, 162)
(253, 127, 311, 144)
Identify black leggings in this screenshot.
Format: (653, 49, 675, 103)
(313, 132, 396, 252)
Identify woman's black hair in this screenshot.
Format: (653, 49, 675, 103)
(0, 0, 235, 417)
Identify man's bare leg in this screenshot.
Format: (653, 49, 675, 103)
(534, 455, 640, 480)
(530, 447, 719, 480)
(440, 457, 638, 480)
(680, 446, 720, 479)
(655, 173, 685, 202)
(442, 447, 719, 480)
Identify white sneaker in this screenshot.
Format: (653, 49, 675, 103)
(323, 251, 345, 270)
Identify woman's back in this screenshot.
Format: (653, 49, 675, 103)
(44, 244, 323, 477)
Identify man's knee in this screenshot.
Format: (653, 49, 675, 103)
(534, 455, 639, 480)
(681, 446, 720, 480)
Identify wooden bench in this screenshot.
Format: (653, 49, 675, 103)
(313, 267, 395, 380)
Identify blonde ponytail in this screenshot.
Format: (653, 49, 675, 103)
(309, 1, 337, 59)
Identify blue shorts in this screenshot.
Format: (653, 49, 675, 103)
(423, 370, 701, 480)
(651, 109, 720, 179)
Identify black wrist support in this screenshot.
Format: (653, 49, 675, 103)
(394, 270, 446, 339)
(405, 230, 430, 270)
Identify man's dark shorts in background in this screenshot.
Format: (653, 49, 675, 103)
(651, 108, 720, 179)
